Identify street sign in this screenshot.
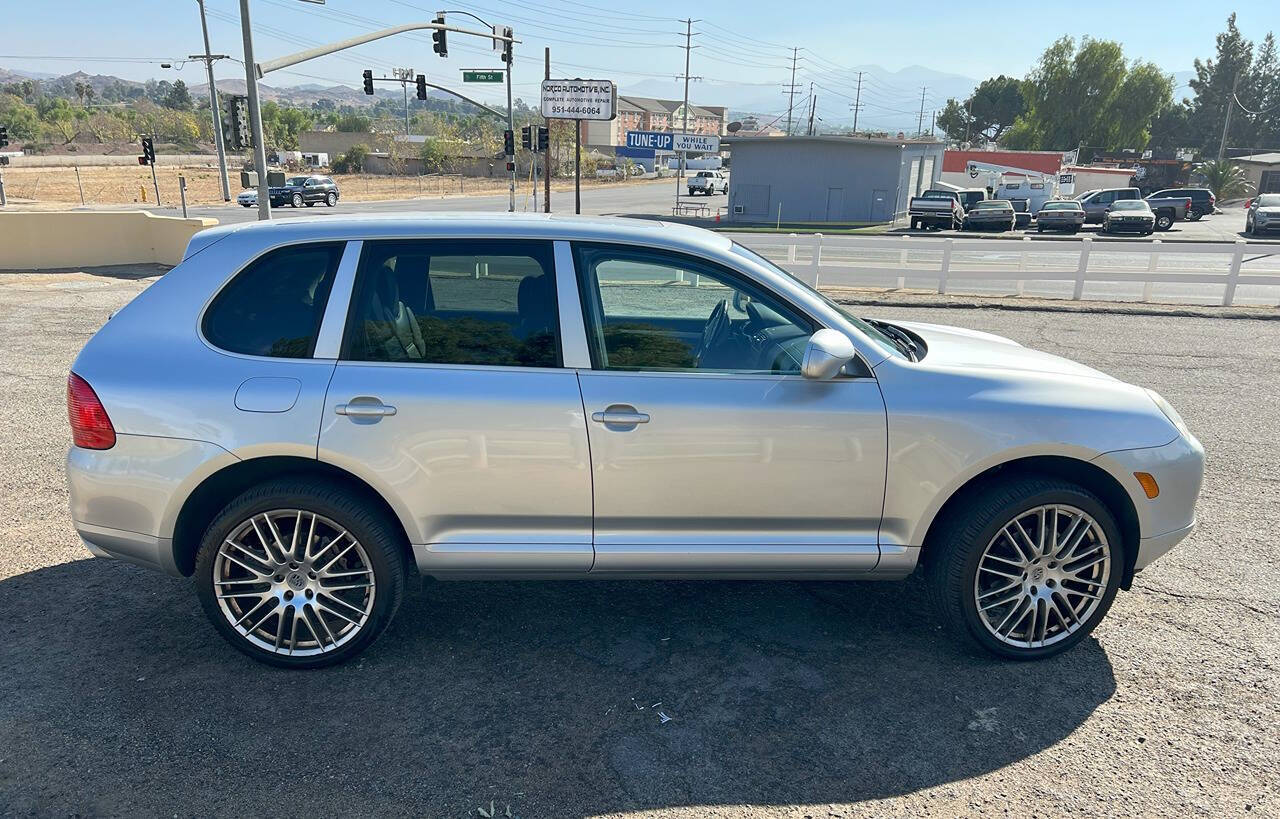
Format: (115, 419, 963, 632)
(673, 133, 720, 153)
(626, 131, 721, 153)
(463, 70, 504, 83)
(541, 79, 616, 121)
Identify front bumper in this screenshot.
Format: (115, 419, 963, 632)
(1105, 220, 1155, 233)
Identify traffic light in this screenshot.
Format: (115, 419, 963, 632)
(503, 129, 514, 156)
(432, 16, 448, 57)
(141, 135, 155, 165)
(537, 126, 549, 151)
(362, 69, 374, 95)
(227, 96, 250, 150)
(0, 125, 8, 148)
(416, 74, 427, 101)
(520, 125, 532, 151)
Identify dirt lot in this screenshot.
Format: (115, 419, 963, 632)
(0, 271, 1276, 816)
(0, 164, 661, 207)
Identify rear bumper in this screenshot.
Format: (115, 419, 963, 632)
(76, 521, 179, 576)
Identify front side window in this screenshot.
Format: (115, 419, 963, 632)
(574, 244, 814, 374)
(203, 242, 343, 358)
(343, 240, 560, 368)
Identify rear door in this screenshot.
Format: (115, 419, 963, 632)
(318, 238, 593, 575)
(570, 243, 887, 574)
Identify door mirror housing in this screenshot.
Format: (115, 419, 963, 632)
(801, 329, 856, 380)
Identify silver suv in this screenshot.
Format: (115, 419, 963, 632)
(67, 214, 1202, 667)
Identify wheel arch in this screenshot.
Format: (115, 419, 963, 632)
(171, 455, 413, 577)
(919, 454, 1141, 589)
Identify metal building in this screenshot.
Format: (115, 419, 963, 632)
(723, 136, 945, 224)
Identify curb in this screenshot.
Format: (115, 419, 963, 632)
(820, 289, 1280, 321)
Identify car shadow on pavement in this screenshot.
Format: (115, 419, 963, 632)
(0, 558, 1116, 815)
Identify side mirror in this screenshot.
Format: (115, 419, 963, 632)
(801, 329, 856, 380)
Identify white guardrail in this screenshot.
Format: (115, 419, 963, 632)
(727, 233, 1280, 307)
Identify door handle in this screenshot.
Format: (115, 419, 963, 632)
(591, 405, 650, 426)
(336, 399, 397, 418)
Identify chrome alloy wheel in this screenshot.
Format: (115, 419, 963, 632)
(213, 510, 376, 657)
(973, 504, 1111, 649)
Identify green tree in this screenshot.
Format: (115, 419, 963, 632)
(1246, 32, 1280, 148)
(1006, 36, 1172, 152)
(936, 75, 1026, 144)
(331, 143, 369, 173)
(0, 92, 41, 140)
(1187, 14, 1255, 155)
(418, 138, 451, 173)
(162, 79, 193, 110)
(1195, 159, 1254, 200)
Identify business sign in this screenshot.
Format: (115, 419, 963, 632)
(616, 145, 655, 159)
(673, 133, 720, 153)
(541, 79, 616, 120)
(463, 70, 504, 83)
(626, 131, 722, 153)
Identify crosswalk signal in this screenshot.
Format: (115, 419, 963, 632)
(416, 74, 427, 101)
(432, 16, 448, 57)
(140, 135, 155, 165)
(503, 129, 514, 156)
(362, 70, 374, 95)
(537, 126, 549, 152)
(0, 125, 8, 148)
(520, 125, 532, 151)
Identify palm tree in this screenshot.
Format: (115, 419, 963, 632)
(1195, 159, 1254, 202)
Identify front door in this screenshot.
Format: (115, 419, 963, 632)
(570, 243, 887, 575)
(318, 239, 593, 575)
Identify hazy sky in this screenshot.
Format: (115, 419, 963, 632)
(3, 0, 1274, 117)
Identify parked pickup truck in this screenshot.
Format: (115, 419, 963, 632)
(687, 170, 728, 196)
(908, 189, 964, 230)
(1075, 187, 1190, 231)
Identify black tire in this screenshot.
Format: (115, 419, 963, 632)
(1187, 208, 1204, 221)
(923, 476, 1123, 660)
(305, 201, 315, 207)
(910, 218, 919, 230)
(1154, 212, 1173, 231)
(327, 191, 338, 207)
(1245, 220, 1254, 236)
(292, 193, 304, 208)
(194, 477, 408, 669)
(1037, 225, 1044, 233)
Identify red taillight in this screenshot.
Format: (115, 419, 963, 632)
(67, 373, 116, 450)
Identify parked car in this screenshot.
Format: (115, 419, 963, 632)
(1035, 200, 1085, 233)
(1142, 191, 1193, 231)
(908, 189, 964, 230)
(269, 175, 340, 208)
(1149, 188, 1216, 221)
(67, 214, 1203, 667)
(236, 189, 258, 208)
(1102, 200, 1156, 235)
(687, 170, 728, 196)
(1076, 188, 1187, 232)
(962, 199, 1017, 231)
(1245, 193, 1280, 236)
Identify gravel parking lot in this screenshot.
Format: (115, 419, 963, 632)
(0, 271, 1276, 817)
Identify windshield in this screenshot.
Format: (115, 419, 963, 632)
(1112, 201, 1150, 211)
(1042, 201, 1081, 211)
(730, 242, 904, 360)
(1257, 194, 1280, 207)
(286, 176, 309, 186)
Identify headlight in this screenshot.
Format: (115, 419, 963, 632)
(1145, 388, 1191, 437)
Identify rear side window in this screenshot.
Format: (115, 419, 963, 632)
(202, 242, 343, 358)
(343, 240, 560, 368)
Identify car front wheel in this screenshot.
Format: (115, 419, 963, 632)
(924, 477, 1122, 660)
(292, 193, 304, 208)
(195, 478, 407, 668)
(327, 191, 338, 207)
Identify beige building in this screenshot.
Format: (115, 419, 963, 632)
(579, 96, 729, 147)
(1234, 152, 1280, 196)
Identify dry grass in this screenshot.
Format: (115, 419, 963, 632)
(0, 164, 664, 207)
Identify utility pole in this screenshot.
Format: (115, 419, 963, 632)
(674, 18, 700, 207)
(544, 47, 551, 213)
(851, 71, 863, 133)
(195, 0, 230, 201)
(806, 84, 816, 136)
(784, 47, 800, 136)
(503, 27, 516, 213)
(917, 86, 928, 137)
(239, 0, 271, 220)
(1218, 72, 1242, 161)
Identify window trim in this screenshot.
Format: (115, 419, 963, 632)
(338, 237, 565, 369)
(197, 239, 347, 362)
(570, 241, 819, 375)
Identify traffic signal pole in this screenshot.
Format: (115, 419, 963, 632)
(504, 32, 515, 213)
(544, 47, 551, 213)
(195, 0, 231, 202)
(239, 0, 271, 221)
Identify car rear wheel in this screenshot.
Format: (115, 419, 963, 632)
(1154, 213, 1173, 231)
(292, 193, 304, 208)
(1188, 208, 1204, 221)
(326, 191, 338, 207)
(924, 477, 1122, 660)
(195, 478, 407, 668)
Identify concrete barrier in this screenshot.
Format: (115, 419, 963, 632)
(0, 211, 218, 270)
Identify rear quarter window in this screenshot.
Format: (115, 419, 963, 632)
(202, 242, 344, 358)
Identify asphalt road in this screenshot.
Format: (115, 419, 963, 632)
(0, 271, 1276, 817)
